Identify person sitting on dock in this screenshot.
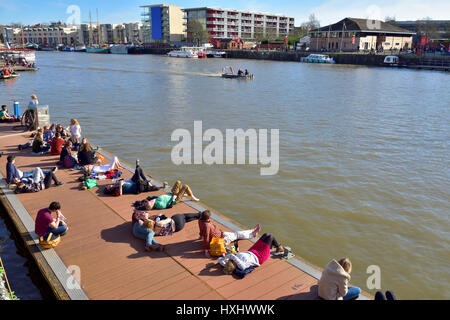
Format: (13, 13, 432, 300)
(77, 140, 99, 166)
(43, 125, 54, 143)
(54, 123, 69, 139)
(0, 105, 20, 123)
(32, 131, 50, 154)
(221, 233, 284, 276)
(198, 210, 261, 258)
(35, 202, 68, 240)
(318, 258, 361, 300)
(50, 132, 65, 155)
(18, 128, 43, 151)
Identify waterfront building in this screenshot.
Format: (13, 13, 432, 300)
(140, 4, 186, 43)
(5, 25, 82, 47)
(309, 18, 415, 52)
(183, 7, 295, 41)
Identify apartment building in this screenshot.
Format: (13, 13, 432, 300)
(140, 4, 185, 43)
(184, 7, 295, 41)
(5, 25, 82, 46)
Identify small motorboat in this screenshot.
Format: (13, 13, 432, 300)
(221, 66, 253, 79)
(0, 74, 20, 80)
(300, 54, 335, 64)
(383, 55, 399, 67)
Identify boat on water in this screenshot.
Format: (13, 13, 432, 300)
(6, 51, 36, 63)
(221, 66, 254, 79)
(168, 47, 199, 58)
(63, 46, 75, 52)
(301, 54, 335, 64)
(109, 44, 129, 54)
(206, 50, 226, 58)
(0, 74, 20, 80)
(74, 45, 87, 52)
(86, 46, 110, 54)
(39, 47, 57, 52)
(383, 55, 399, 66)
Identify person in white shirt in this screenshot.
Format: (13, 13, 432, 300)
(66, 118, 82, 147)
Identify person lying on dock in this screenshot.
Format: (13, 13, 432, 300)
(221, 233, 284, 277)
(87, 156, 125, 174)
(150, 180, 200, 209)
(132, 218, 164, 252)
(35, 202, 68, 240)
(0, 105, 20, 123)
(15, 167, 64, 193)
(318, 258, 361, 300)
(132, 205, 201, 236)
(198, 210, 260, 258)
(6, 155, 63, 189)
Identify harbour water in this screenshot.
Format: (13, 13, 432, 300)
(0, 52, 449, 299)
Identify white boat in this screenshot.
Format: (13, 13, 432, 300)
(110, 44, 129, 54)
(167, 47, 199, 58)
(301, 54, 335, 64)
(74, 45, 86, 52)
(206, 50, 226, 58)
(7, 51, 36, 63)
(383, 55, 399, 66)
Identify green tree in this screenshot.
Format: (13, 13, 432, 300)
(187, 19, 210, 46)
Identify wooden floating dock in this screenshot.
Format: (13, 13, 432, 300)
(0, 123, 371, 300)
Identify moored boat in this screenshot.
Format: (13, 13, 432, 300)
(301, 54, 335, 64)
(109, 44, 129, 54)
(86, 47, 110, 54)
(74, 45, 87, 52)
(0, 74, 20, 80)
(167, 47, 199, 58)
(383, 55, 399, 66)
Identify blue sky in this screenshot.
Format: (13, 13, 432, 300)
(0, 0, 448, 26)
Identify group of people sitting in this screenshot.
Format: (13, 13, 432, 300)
(0, 67, 17, 77)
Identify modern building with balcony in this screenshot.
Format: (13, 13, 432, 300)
(140, 4, 185, 43)
(183, 7, 295, 41)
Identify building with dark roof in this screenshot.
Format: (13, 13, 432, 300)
(308, 18, 415, 52)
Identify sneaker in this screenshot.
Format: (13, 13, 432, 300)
(0, 151, 3, 157)
(55, 181, 64, 186)
(276, 245, 284, 253)
(18, 145, 22, 150)
(145, 245, 151, 252)
(51, 166, 57, 172)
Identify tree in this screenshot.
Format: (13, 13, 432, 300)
(301, 14, 320, 30)
(417, 17, 440, 39)
(187, 19, 210, 46)
(384, 16, 396, 23)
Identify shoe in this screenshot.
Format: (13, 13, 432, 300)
(276, 245, 284, 253)
(18, 145, 22, 150)
(145, 245, 151, 252)
(55, 181, 64, 186)
(51, 166, 57, 172)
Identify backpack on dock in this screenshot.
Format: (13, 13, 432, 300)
(39, 233, 61, 249)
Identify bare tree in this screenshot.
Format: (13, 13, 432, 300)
(385, 16, 396, 24)
(187, 19, 210, 46)
(417, 17, 439, 39)
(301, 14, 320, 30)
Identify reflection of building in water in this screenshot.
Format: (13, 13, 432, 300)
(309, 18, 415, 52)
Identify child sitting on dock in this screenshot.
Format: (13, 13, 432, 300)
(35, 202, 68, 240)
(198, 210, 261, 258)
(222, 233, 284, 276)
(0, 105, 20, 122)
(318, 258, 361, 300)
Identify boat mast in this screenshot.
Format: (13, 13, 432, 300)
(97, 8, 101, 46)
(89, 11, 93, 46)
(21, 25, 24, 49)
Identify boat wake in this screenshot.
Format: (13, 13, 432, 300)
(40, 65, 222, 78)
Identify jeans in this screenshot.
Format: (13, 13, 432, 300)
(343, 286, 362, 300)
(43, 221, 67, 239)
(132, 222, 160, 247)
